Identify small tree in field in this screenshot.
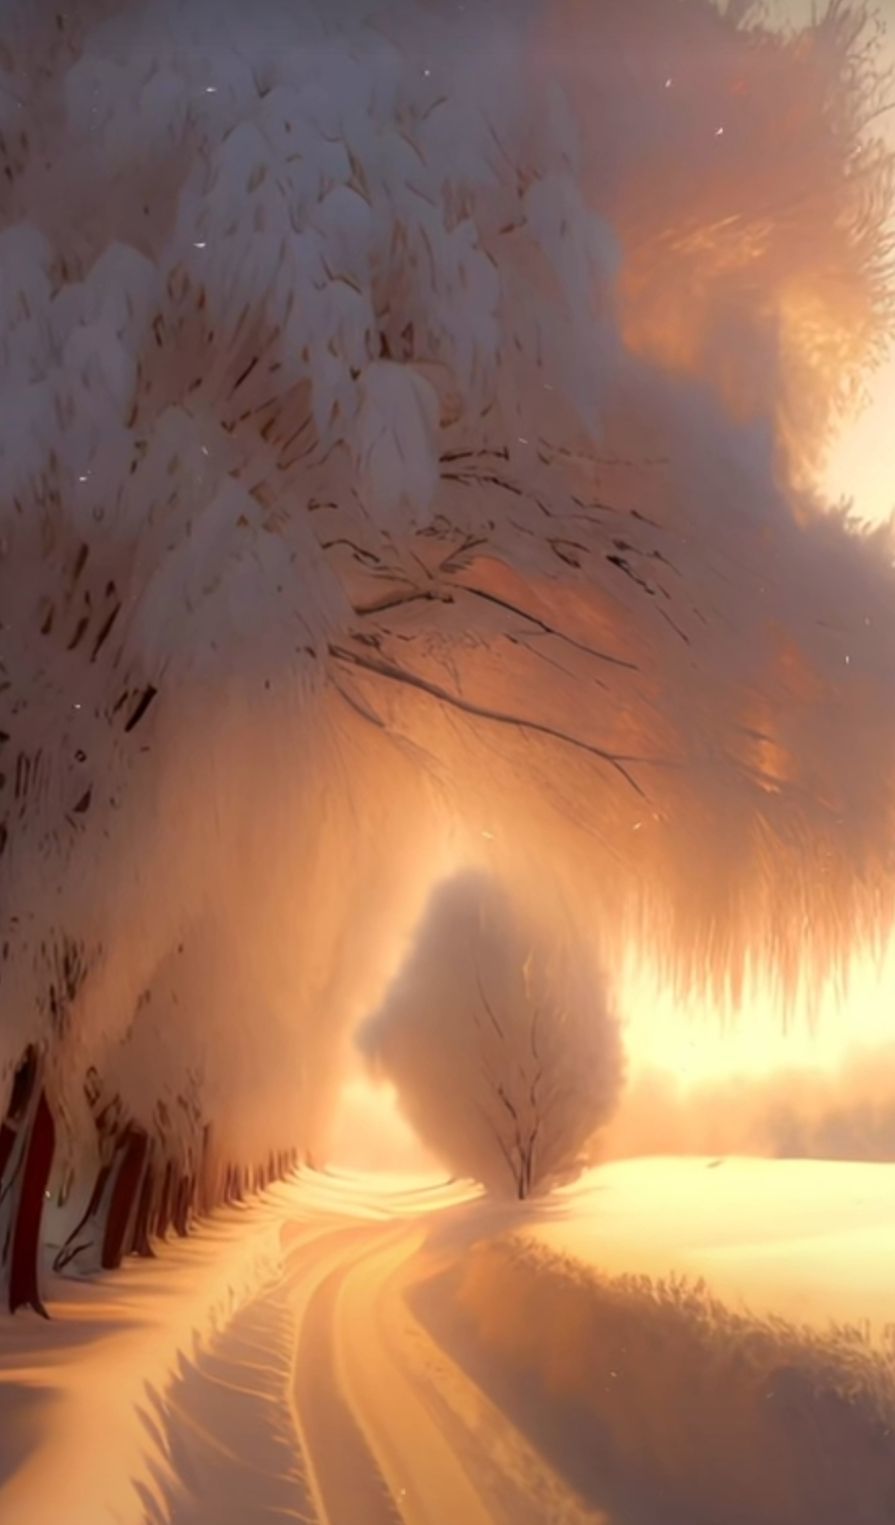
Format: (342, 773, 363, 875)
(359, 872, 624, 1199)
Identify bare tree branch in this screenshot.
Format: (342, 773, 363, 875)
(328, 642, 651, 797)
(475, 967, 506, 1040)
(474, 1099, 519, 1194)
(452, 582, 639, 672)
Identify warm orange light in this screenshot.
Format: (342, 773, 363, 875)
(619, 936, 895, 1086)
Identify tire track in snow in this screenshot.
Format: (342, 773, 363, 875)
(157, 1220, 368, 1524)
(332, 1228, 496, 1525)
(291, 1242, 401, 1525)
(161, 1180, 605, 1525)
(370, 1248, 607, 1525)
(326, 1219, 604, 1525)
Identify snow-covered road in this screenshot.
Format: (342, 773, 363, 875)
(158, 1163, 895, 1525)
(1, 1162, 894, 1524)
(165, 1176, 603, 1525)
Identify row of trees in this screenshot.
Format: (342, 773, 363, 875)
(0, 1047, 297, 1315)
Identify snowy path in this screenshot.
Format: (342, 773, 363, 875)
(1, 1163, 894, 1524)
(164, 1178, 604, 1525)
(146, 1162, 895, 1525)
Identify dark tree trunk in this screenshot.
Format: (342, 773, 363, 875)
(198, 1123, 214, 1214)
(172, 1172, 192, 1237)
(8, 1091, 55, 1316)
(129, 1155, 156, 1259)
(101, 1129, 148, 1270)
(0, 1123, 14, 1188)
(0, 1047, 39, 1186)
(154, 1159, 174, 1240)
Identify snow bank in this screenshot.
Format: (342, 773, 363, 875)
(534, 1157, 895, 1344)
(0, 1181, 294, 1525)
(438, 1234, 895, 1525)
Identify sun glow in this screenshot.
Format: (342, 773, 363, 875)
(327, 1075, 443, 1174)
(620, 937, 895, 1086)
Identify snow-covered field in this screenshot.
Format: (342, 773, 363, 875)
(535, 1156, 895, 1342)
(0, 1160, 893, 1524)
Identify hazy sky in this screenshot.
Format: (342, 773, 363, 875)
(775, 0, 895, 524)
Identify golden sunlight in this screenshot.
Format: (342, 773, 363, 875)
(4, 4, 895, 1522)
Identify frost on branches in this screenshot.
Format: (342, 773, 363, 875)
(360, 873, 624, 1198)
(0, 0, 894, 1307)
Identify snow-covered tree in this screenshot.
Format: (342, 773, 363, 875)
(359, 873, 625, 1198)
(0, 0, 893, 1306)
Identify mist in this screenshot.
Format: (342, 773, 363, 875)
(603, 1043, 895, 1164)
(3, 3, 895, 1519)
(1, 0, 894, 1264)
(358, 872, 625, 1196)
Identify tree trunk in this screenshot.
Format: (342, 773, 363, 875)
(8, 1091, 55, 1316)
(172, 1172, 193, 1237)
(154, 1158, 174, 1240)
(0, 1047, 39, 1184)
(128, 1153, 156, 1259)
(101, 1129, 148, 1270)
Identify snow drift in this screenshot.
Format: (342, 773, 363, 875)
(358, 872, 624, 1196)
(1, 0, 894, 1305)
(0, 1182, 291, 1524)
(423, 1233, 895, 1525)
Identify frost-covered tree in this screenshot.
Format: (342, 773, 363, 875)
(0, 0, 894, 1307)
(359, 873, 625, 1199)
